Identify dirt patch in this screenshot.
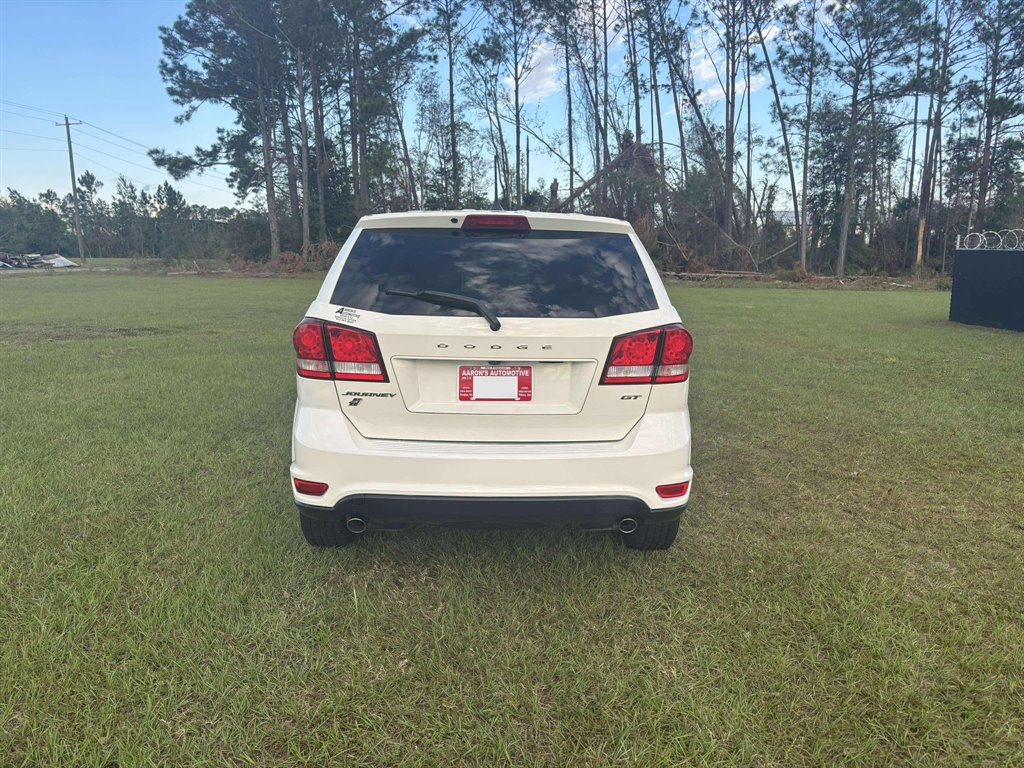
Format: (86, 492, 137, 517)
(0, 324, 176, 346)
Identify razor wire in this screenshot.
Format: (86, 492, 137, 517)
(959, 230, 1024, 250)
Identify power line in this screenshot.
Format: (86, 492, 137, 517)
(79, 120, 154, 151)
(0, 99, 65, 118)
(74, 127, 229, 180)
(6, 99, 232, 191)
(73, 150, 152, 182)
(0, 108, 57, 124)
(73, 141, 226, 192)
(76, 128, 154, 158)
(0, 147, 64, 152)
(0, 128, 63, 142)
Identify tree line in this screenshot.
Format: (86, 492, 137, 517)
(0, 174, 269, 262)
(4, 0, 1023, 276)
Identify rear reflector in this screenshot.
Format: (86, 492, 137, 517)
(293, 478, 329, 496)
(293, 319, 388, 382)
(461, 214, 531, 230)
(656, 481, 690, 499)
(600, 324, 693, 385)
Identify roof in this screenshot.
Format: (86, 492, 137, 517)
(356, 210, 635, 234)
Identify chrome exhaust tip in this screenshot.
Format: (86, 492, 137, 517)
(346, 517, 368, 534)
(617, 518, 638, 534)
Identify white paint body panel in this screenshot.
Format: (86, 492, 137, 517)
(291, 210, 692, 510)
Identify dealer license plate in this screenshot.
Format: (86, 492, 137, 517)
(458, 365, 533, 402)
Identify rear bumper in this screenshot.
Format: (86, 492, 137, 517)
(297, 494, 686, 530)
(291, 398, 693, 516)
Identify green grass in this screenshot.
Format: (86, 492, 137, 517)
(1, 273, 1022, 766)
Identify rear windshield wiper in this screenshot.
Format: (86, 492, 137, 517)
(385, 289, 502, 331)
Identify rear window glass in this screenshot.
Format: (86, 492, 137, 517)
(330, 228, 658, 319)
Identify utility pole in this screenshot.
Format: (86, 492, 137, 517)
(59, 115, 87, 263)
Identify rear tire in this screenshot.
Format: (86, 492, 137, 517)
(622, 517, 679, 550)
(299, 513, 357, 547)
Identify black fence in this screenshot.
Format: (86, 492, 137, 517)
(949, 248, 1024, 332)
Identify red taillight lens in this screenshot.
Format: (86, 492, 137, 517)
(656, 481, 690, 499)
(293, 319, 331, 379)
(293, 319, 387, 382)
(603, 330, 660, 384)
(600, 324, 693, 385)
(655, 326, 693, 383)
(461, 214, 531, 230)
(326, 324, 387, 381)
(293, 478, 329, 496)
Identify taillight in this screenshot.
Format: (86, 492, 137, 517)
(655, 326, 693, 383)
(602, 329, 661, 384)
(293, 319, 331, 379)
(600, 324, 693, 385)
(293, 318, 387, 382)
(326, 324, 386, 381)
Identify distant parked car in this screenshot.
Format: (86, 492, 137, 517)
(289, 211, 694, 550)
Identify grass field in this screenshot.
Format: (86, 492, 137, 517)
(1, 273, 1022, 766)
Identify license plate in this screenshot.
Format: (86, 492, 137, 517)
(458, 365, 532, 402)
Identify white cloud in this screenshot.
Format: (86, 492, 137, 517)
(697, 73, 769, 105)
(510, 42, 562, 103)
(760, 23, 781, 43)
(692, 54, 720, 86)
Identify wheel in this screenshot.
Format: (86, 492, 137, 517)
(622, 517, 679, 550)
(299, 512, 357, 547)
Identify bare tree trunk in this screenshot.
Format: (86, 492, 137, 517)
(902, 35, 922, 264)
(447, 28, 460, 207)
(589, 0, 602, 190)
(601, 0, 611, 166)
(915, 2, 943, 267)
(349, 27, 361, 214)
(659, 13, 689, 185)
(649, 41, 668, 216)
(491, 83, 511, 200)
(390, 93, 419, 209)
(836, 85, 860, 279)
(865, 68, 878, 245)
(514, 74, 522, 207)
(565, 33, 575, 205)
(624, 0, 642, 141)
(256, 71, 280, 260)
(526, 136, 531, 196)
(310, 58, 328, 242)
(757, 24, 799, 265)
(668, 72, 688, 184)
(798, 0, 818, 270)
(915, 49, 947, 267)
(278, 90, 301, 222)
(744, 4, 753, 237)
(722, 10, 738, 241)
(664, 44, 732, 228)
(976, 32, 1000, 221)
(296, 51, 311, 257)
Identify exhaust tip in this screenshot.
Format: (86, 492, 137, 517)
(617, 518, 638, 534)
(346, 517, 367, 534)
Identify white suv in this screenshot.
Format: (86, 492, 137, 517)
(290, 211, 693, 550)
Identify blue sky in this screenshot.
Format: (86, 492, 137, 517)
(0, 0, 777, 210)
(0, 0, 237, 207)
